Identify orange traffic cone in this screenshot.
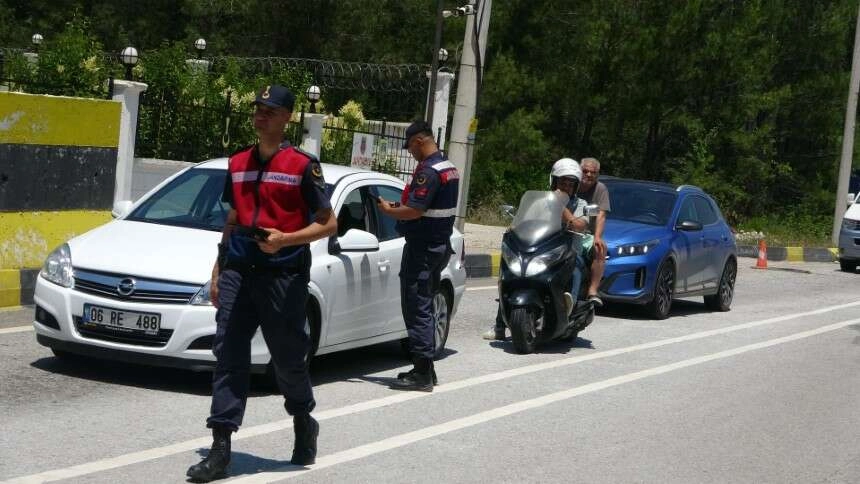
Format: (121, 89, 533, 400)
(754, 239, 768, 269)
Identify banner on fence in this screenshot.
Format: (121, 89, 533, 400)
(350, 133, 375, 170)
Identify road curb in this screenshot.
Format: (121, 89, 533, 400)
(463, 245, 839, 282)
(736, 245, 837, 263)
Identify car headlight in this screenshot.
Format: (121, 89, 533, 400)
(190, 280, 213, 306)
(40, 243, 74, 288)
(501, 241, 523, 276)
(524, 244, 568, 277)
(615, 239, 660, 257)
(843, 218, 859, 230)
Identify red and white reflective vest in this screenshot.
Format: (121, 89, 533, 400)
(229, 146, 311, 233)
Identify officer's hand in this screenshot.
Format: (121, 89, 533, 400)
(257, 227, 285, 253)
(377, 197, 392, 213)
(210, 274, 220, 309)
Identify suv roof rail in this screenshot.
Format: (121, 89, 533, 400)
(675, 184, 703, 193)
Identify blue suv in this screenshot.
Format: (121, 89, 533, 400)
(598, 177, 737, 319)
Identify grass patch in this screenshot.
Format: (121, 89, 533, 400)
(466, 195, 511, 227)
(734, 213, 833, 247)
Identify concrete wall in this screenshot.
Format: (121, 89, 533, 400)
(0, 91, 120, 306)
(131, 158, 194, 201)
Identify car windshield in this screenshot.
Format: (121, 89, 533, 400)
(126, 168, 230, 231)
(605, 182, 677, 226)
(127, 168, 337, 231)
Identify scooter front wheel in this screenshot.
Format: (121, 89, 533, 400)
(510, 307, 538, 354)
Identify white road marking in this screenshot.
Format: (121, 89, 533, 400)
(229, 317, 860, 483)
(5, 300, 860, 484)
(465, 285, 496, 292)
(0, 326, 32, 335)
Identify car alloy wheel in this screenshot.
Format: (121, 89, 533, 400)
(432, 288, 452, 359)
(648, 261, 674, 320)
(705, 258, 736, 311)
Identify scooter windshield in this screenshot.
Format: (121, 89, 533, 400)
(511, 190, 568, 246)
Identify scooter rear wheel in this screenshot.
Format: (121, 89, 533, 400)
(510, 307, 537, 354)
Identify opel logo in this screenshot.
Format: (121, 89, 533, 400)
(117, 278, 136, 297)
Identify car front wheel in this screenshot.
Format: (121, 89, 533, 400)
(840, 259, 857, 273)
(647, 260, 675, 320)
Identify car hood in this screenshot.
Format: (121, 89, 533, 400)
(845, 201, 860, 222)
(603, 219, 668, 246)
(68, 220, 221, 284)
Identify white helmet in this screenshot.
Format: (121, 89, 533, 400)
(550, 157, 582, 187)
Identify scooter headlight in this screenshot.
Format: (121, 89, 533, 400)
(501, 241, 523, 276)
(615, 239, 660, 257)
(524, 243, 567, 277)
(40, 243, 74, 288)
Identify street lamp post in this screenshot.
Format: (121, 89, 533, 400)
(306, 85, 321, 113)
(194, 38, 206, 60)
(31, 33, 43, 53)
(120, 47, 139, 81)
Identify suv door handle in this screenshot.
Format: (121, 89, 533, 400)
(378, 259, 391, 272)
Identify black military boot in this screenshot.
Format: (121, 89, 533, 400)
(291, 414, 319, 466)
(397, 356, 438, 385)
(186, 427, 231, 482)
(390, 357, 434, 392)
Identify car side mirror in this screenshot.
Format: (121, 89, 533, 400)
(335, 229, 380, 253)
(500, 204, 515, 219)
(849, 193, 856, 206)
(112, 200, 133, 218)
(676, 220, 703, 232)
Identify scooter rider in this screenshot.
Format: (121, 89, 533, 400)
(483, 158, 590, 340)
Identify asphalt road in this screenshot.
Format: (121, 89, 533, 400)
(2, 260, 860, 483)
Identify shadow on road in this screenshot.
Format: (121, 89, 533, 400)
(488, 336, 594, 355)
(188, 448, 305, 481)
(28, 339, 442, 397)
(596, 298, 719, 320)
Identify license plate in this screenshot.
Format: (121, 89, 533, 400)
(82, 304, 161, 335)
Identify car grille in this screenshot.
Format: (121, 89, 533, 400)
(73, 268, 201, 304)
(74, 316, 173, 347)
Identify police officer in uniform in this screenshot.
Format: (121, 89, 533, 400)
(377, 120, 459, 392)
(187, 85, 336, 482)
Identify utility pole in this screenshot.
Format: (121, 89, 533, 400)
(425, 0, 444, 126)
(448, 0, 492, 231)
(833, 2, 860, 245)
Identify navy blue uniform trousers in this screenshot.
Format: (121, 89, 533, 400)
(207, 267, 315, 431)
(400, 240, 450, 359)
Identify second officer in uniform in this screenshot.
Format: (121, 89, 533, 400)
(377, 120, 459, 392)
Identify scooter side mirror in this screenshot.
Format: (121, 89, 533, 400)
(500, 204, 515, 219)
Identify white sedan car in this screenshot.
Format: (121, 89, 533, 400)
(33, 159, 466, 372)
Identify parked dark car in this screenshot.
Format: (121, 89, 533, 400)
(598, 177, 737, 319)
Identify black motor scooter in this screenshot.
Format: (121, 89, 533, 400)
(498, 190, 595, 354)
